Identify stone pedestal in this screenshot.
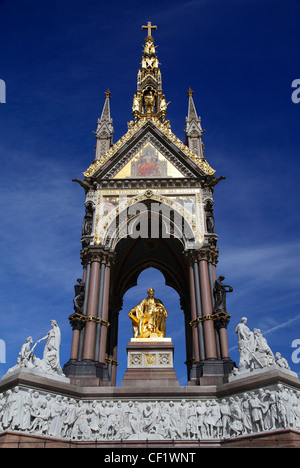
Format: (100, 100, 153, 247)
(63, 359, 110, 387)
(1, 366, 300, 447)
(122, 337, 179, 387)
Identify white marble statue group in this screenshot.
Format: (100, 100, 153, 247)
(234, 317, 292, 374)
(1, 316, 299, 441)
(5, 316, 293, 380)
(5, 320, 63, 378)
(0, 384, 300, 441)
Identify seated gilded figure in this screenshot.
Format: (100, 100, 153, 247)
(128, 288, 168, 338)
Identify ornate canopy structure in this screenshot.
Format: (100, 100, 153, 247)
(64, 23, 234, 387)
(1, 22, 300, 450)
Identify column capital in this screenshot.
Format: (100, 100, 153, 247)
(110, 296, 123, 314)
(68, 312, 86, 331)
(185, 246, 219, 265)
(213, 311, 231, 329)
(81, 245, 116, 267)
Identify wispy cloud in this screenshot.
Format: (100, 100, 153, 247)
(263, 314, 300, 337)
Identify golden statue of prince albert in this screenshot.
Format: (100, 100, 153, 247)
(128, 288, 168, 339)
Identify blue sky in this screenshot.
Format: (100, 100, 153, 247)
(0, 0, 300, 385)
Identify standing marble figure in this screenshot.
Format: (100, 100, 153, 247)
(35, 320, 63, 375)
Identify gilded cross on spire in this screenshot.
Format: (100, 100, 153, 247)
(142, 21, 157, 37)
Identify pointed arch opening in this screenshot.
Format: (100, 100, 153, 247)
(116, 267, 187, 386)
(105, 232, 193, 386)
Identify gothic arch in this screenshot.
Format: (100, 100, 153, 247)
(107, 235, 193, 385)
(101, 194, 195, 251)
(102, 196, 194, 381)
(113, 237, 188, 299)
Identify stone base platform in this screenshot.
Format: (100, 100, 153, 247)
(122, 337, 179, 387)
(0, 367, 300, 448)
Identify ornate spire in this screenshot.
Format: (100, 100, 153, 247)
(130, 22, 169, 125)
(94, 89, 114, 161)
(184, 89, 205, 159)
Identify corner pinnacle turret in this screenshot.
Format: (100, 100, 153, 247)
(130, 22, 169, 125)
(185, 88, 205, 159)
(94, 89, 114, 161)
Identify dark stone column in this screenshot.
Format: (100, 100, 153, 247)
(98, 263, 112, 363)
(193, 261, 206, 360)
(82, 259, 101, 360)
(198, 256, 217, 359)
(64, 246, 114, 386)
(94, 262, 106, 360)
(106, 296, 122, 386)
(188, 265, 200, 363)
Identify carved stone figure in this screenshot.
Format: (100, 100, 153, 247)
(275, 352, 290, 369)
(219, 399, 231, 438)
(30, 400, 50, 434)
(143, 90, 155, 114)
(235, 317, 255, 372)
(5, 320, 65, 380)
(62, 398, 77, 438)
(19, 389, 33, 431)
(235, 317, 286, 372)
(7, 337, 37, 373)
(234, 317, 291, 374)
(132, 94, 140, 112)
(10, 387, 22, 430)
(82, 204, 93, 235)
(241, 393, 252, 434)
(252, 329, 275, 368)
(73, 278, 85, 314)
(249, 392, 264, 432)
(160, 95, 169, 112)
(205, 201, 215, 233)
(71, 401, 88, 440)
(48, 395, 64, 437)
(213, 275, 233, 314)
(128, 288, 168, 338)
(35, 320, 63, 376)
(186, 402, 197, 439)
(229, 396, 243, 437)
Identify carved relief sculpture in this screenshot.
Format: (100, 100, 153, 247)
(1, 384, 299, 441)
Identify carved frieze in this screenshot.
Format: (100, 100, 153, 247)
(1, 382, 299, 441)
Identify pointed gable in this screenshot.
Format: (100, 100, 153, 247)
(84, 118, 215, 179)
